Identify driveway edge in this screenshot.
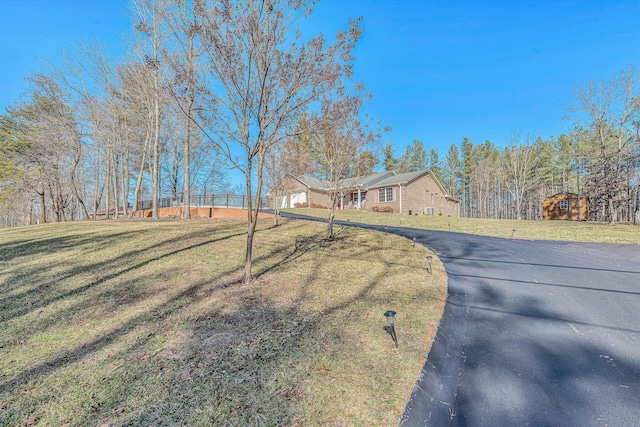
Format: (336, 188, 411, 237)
(398, 257, 468, 426)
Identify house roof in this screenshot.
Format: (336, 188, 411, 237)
(347, 171, 395, 188)
(295, 169, 459, 202)
(365, 170, 430, 189)
(296, 174, 329, 190)
(296, 171, 395, 191)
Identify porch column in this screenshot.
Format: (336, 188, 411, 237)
(357, 188, 361, 210)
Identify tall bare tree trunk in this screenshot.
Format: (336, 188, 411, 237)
(182, 30, 196, 220)
(112, 151, 120, 219)
(244, 165, 255, 282)
(121, 148, 130, 217)
(634, 184, 640, 225)
(183, 120, 191, 219)
(608, 196, 615, 225)
(152, 92, 160, 219)
(38, 187, 46, 223)
(132, 150, 146, 214)
(105, 150, 111, 219)
(70, 150, 90, 220)
(327, 202, 336, 239)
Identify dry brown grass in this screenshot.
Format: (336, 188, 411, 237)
(0, 217, 445, 426)
(288, 208, 640, 244)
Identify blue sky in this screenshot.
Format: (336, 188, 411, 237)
(2, 0, 639, 161)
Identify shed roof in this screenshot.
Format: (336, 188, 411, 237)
(545, 192, 587, 200)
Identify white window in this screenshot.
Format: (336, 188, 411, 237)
(378, 187, 393, 203)
(560, 200, 568, 210)
(352, 192, 366, 202)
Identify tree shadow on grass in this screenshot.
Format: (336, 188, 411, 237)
(0, 228, 245, 324)
(116, 242, 399, 426)
(0, 228, 150, 263)
(1, 221, 429, 426)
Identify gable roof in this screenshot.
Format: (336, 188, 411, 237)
(294, 169, 459, 202)
(347, 171, 395, 188)
(365, 170, 430, 189)
(296, 171, 395, 191)
(296, 174, 328, 190)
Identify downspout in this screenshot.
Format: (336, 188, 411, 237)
(399, 184, 403, 214)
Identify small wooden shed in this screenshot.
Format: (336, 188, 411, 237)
(542, 192, 589, 221)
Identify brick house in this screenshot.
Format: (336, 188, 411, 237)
(277, 169, 460, 217)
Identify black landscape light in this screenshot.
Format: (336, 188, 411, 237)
(426, 255, 433, 275)
(511, 229, 516, 238)
(384, 310, 398, 347)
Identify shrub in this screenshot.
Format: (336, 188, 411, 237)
(310, 203, 328, 209)
(294, 202, 309, 208)
(371, 205, 394, 213)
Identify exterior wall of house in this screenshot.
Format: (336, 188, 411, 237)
(308, 189, 331, 208)
(280, 177, 305, 208)
(280, 172, 460, 216)
(402, 173, 459, 216)
(282, 177, 332, 208)
(368, 186, 400, 211)
(542, 194, 589, 220)
(367, 173, 460, 217)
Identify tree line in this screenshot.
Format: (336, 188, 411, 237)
(1, 1, 639, 276)
(380, 69, 640, 225)
(0, 0, 373, 282)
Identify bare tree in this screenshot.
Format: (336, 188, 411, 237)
(197, 0, 363, 282)
(634, 183, 640, 225)
(503, 133, 541, 220)
(473, 156, 497, 219)
(2, 74, 87, 223)
(131, 0, 169, 219)
(570, 67, 640, 224)
(308, 88, 381, 239)
(52, 43, 136, 219)
(263, 139, 289, 226)
(117, 59, 157, 215)
(163, 0, 207, 219)
(264, 125, 316, 226)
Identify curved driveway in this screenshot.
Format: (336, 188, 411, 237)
(283, 213, 640, 426)
(392, 227, 640, 426)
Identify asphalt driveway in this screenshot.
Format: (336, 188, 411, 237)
(282, 213, 640, 426)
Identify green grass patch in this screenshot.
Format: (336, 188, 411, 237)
(0, 218, 445, 426)
(287, 208, 640, 244)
